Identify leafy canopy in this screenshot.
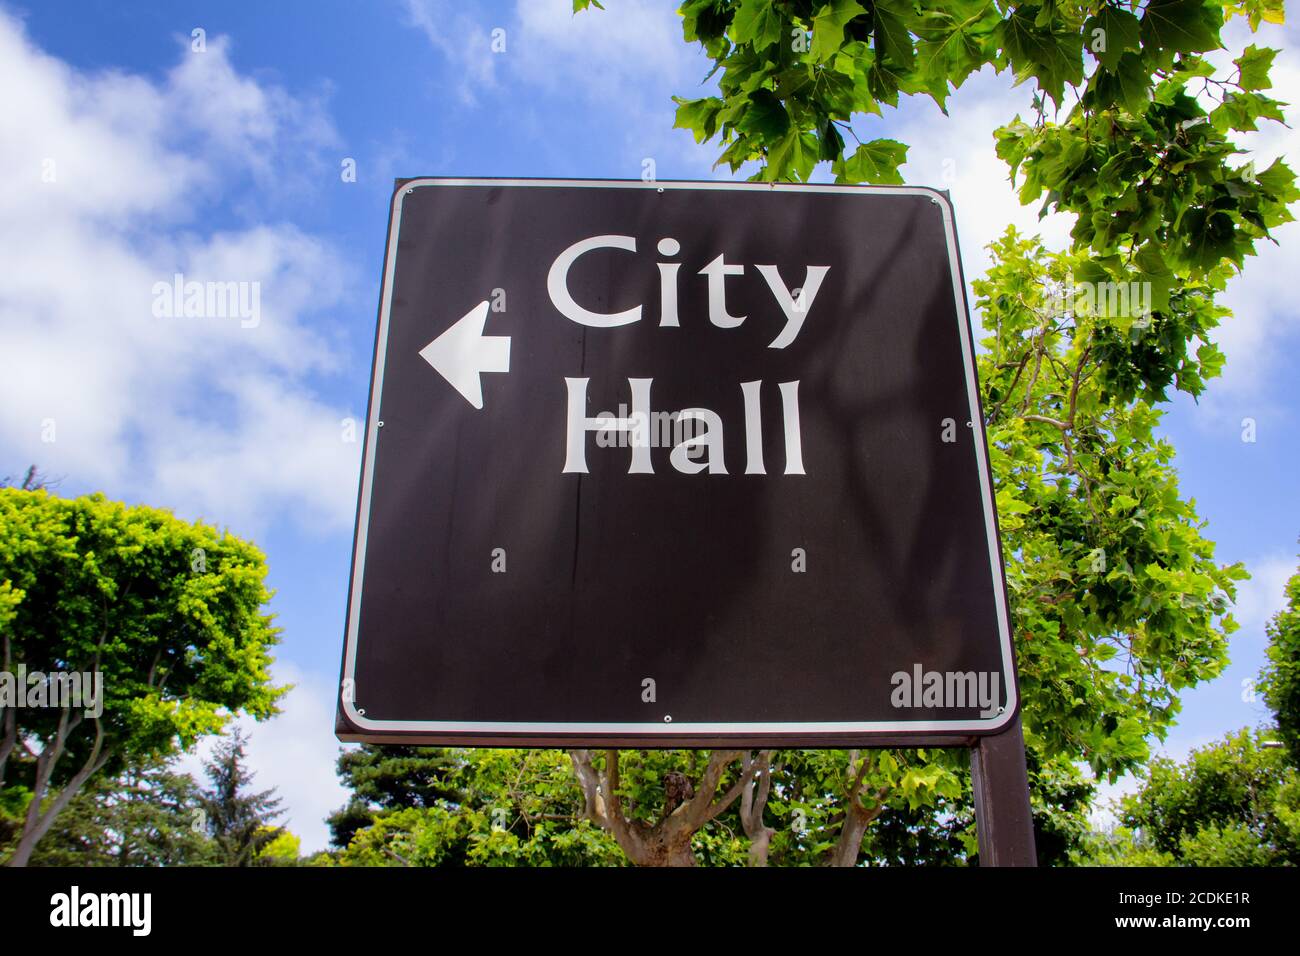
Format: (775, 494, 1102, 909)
(0, 489, 284, 865)
(1, 490, 283, 766)
(1104, 728, 1300, 865)
(1259, 560, 1300, 764)
(666, 1, 1287, 770)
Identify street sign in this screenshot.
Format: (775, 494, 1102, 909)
(337, 178, 1019, 747)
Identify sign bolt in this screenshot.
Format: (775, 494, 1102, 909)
(663, 715, 672, 723)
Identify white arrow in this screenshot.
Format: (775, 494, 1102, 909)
(418, 300, 511, 410)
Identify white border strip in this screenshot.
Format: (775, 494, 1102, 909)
(340, 178, 1018, 737)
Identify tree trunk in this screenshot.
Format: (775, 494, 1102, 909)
(568, 749, 763, 867)
(824, 753, 889, 867)
(7, 722, 109, 867)
(739, 751, 775, 866)
(747, 827, 774, 866)
(827, 804, 873, 867)
(632, 832, 697, 867)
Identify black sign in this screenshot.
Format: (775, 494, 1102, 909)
(337, 179, 1018, 747)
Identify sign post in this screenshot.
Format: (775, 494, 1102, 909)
(971, 715, 1037, 865)
(338, 178, 1035, 863)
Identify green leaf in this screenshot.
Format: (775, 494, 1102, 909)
(681, 0, 730, 45)
(1222, 0, 1286, 30)
(1181, 207, 1238, 269)
(738, 89, 791, 143)
(996, 488, 1034, 514)
(1072, 257, 1111, 289)
(817, 115, 846, 161)
(1196, 341, 1226, 379)
(766, 126, 820, 181)
(1235, 44, 1278, 91)
(1110, 494, 1140, 513)
(833, 137, 908, 184)
(1094, 51, 1152, 113)
(671, 96, 724, 143)
(998, 5, 1084, 107)
(872, 3, 915, 70)
(810, 0, 867, 63)
(866, 59, 904, 107)
(1084, 7, 1141, 72)
(1140, 0, 1222, 56)
(1133, 244, 1174, 314)
(731, 0, 786, 49)
(912, 2, 999, 109)
(1212, 91, 1286, 132)
(1255, 158, 1298, 193)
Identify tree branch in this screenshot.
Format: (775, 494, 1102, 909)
(1021, 413, 1070, 430)
(567, 749, 603, 822)
(986, 349, 1032, 426)
(681, 750, 741, 829)
(9, 715, 112, 866)
(599, 750, 644, 860)
(738, 751, 776, 866)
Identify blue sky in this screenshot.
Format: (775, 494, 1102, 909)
(1, 1, 1297, 850)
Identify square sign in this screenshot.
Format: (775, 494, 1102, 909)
(337, 178, 1018, 747)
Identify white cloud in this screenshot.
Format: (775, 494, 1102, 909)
(403, 0, 719, 177)
(402, 0, 501, 105)
(1232, 551, 1297, 640)
(511, 0, 700, 100)
(0, 11, 361, 536)
(176, 662, 351, 855)
(892, 66, 1075, 283)
(0, 27, 197, 221)
(515, 0, 720, 175)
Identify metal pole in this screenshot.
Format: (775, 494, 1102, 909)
(970, 714, 1037, 866)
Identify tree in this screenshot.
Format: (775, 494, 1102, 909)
(327, 745, 464, 849)
(197, 729, 285, 867)
(506, 0, 1292, 864)
(1084, 557, 1300, 865)
(1258, 557, 1300, 764)
(1105, 728, 1300, 865)
(255, 827, 302, 866)
(334, 749, 624, 867)
(22, 757, 216, 867)
(0, 489, 284, 866)
(331, 741, 1096, 867)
